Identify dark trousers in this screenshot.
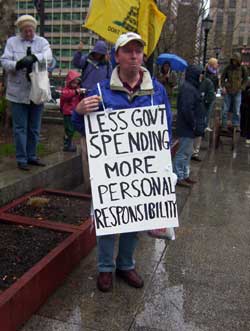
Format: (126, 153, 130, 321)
(63, 115, 75, 139)
(240, 106, 250, 139)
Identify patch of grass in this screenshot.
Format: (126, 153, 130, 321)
(0, 143, 15, 157)
(74, 131, 82, 139)
(37, 144, 46, 156)
(0, 143, 46, 158)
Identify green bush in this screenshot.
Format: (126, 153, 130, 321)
(0, 143, 45, 158)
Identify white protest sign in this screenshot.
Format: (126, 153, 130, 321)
(84, 104, 179, 236)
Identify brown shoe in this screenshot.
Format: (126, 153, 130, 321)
(185, 177, 197, 184)
(97, 272, 113, 292)
(116, 269, 144, 288)
(177, 179, 191, 188)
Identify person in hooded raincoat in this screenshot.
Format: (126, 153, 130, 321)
(72, 40, 112, 91)
(221, 52, 248, 131)
(60, 70, 85, 152)
(174, 65, 203, 187)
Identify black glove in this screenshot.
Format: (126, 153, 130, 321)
(16, 54, 37, 70)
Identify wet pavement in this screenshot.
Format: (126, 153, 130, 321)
(21, 138, 250, 331)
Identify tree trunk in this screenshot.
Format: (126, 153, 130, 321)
(0, 0, 16, 47)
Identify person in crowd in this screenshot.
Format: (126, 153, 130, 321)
(174, 65, 203, 187)
(221, 52, 248, 132)
(204, 57, 219, 131)
(157, 61, 177, 100)
(192, 70, 214, 162)
(240, 79, 250, 145)
(72, 32, 172, 292)
(72, 40, 112, 91)
(60, 70, 85, 152)
(1, 14, 52, 171)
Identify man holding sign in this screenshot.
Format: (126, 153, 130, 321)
(72, 32, 175, 292)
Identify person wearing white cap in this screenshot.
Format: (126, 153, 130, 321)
(72, 32, 172, 293)
(1, 15, 52, 171)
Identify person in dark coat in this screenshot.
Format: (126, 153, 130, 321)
(240, 79, 250, 144)
(221, 52, 248, 131)
(174, 64, 202, 187)
(204, 57, 219, 130)
(192, 70, 215, 162)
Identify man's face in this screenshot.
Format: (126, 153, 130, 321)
(232, 59, 238, 66)
(21, 25, 35, 41)
(115, 41, 144, 73)
(163, 63, 170, 72)
(92, 53, 104, 62)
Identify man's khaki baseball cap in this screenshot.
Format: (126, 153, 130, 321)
(115, 32, 145, 52)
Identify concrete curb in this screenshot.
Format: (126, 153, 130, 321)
(0, 152, 83, 206)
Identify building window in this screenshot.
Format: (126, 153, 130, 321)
(240, 26, 245, 33)
(52, 25, 61, 32)
(218, 0, 224, 9)
(229, 0, 236, 8)
(53, 49, 61, 57)
(239, 36, 244, 45)
(227, 14, 235, 32)
(51, 0, 62, 8)
(242, 0, 247, 8)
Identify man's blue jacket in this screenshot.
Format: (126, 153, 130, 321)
(72, 67, 172, 142)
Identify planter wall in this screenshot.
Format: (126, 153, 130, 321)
(0, 189, 96, 331)
(0, 188, 93, 231)
(0, 216, 94, 331)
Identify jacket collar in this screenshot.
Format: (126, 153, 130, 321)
(110, 66, 154, 97)
(19, 33, 37, 42)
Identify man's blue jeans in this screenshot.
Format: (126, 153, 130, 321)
(173, 137, 194, 180)
(222, 92, 242, 127)
(11, 102, 43, 165)
(97, 232, 138, 272)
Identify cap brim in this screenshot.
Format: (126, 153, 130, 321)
(117, 38, 145, 50)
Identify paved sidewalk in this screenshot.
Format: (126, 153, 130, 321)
(21, 140, 250, 331)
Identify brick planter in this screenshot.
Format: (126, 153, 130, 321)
(0, 188, 93, 231)
(0, 188, 96, 270)
(0, 189, 96, 330)
(0, 216, 95, 331)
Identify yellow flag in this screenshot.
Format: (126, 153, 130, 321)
(84, 0, 166, 56)
(138, 0, 166, 56)
(85, 0, 140, 44)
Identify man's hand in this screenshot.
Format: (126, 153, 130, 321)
(76, 95, 101, 114)
(16, 55, 37, 70)
(105, 53, 110, 62)
(76, 88, 86, 95)
(78, 41, 84, 52)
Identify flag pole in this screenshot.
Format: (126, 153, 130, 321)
(146, 0, 157, 75)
